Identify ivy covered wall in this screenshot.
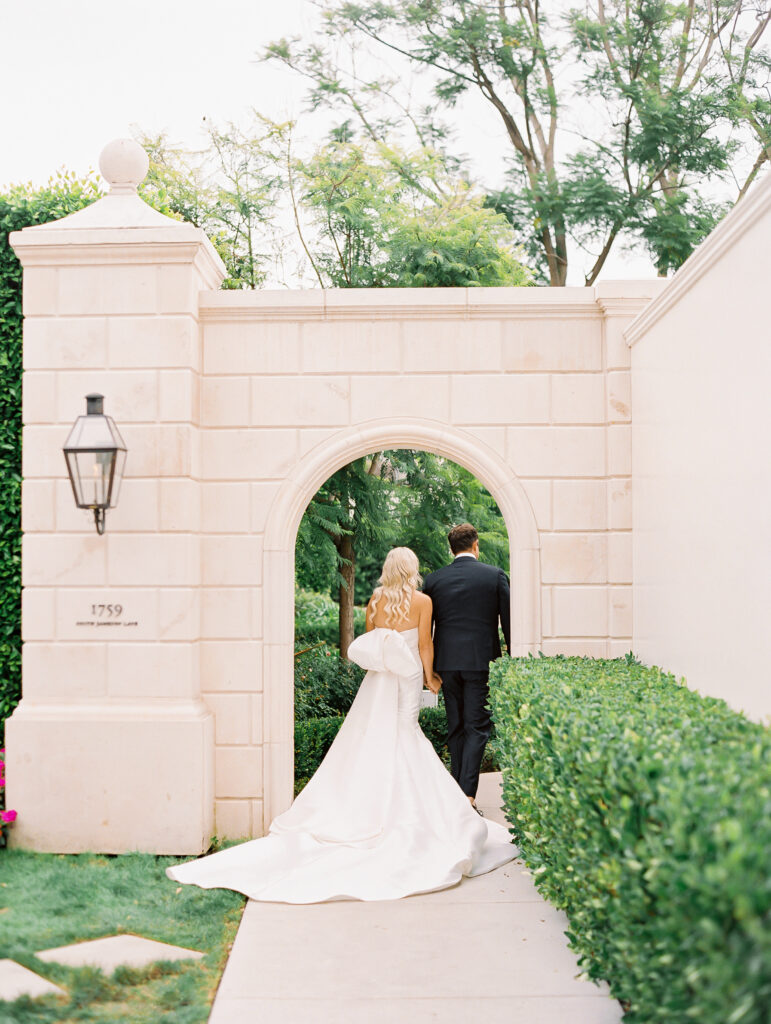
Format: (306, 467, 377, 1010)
(0, 174, 100, 738)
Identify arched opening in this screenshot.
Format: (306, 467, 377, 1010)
(293, 447, 514, 796)
(262, 418, 541, 831)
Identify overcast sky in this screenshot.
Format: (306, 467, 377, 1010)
(0, 0, 662, 283)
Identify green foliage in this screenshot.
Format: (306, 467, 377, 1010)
(0, 847, 243, 1022)
(296, 449, 510, 608)
(632, 188, 732, 277)
(294, 510, 341, 595)
(296, 455, 393, 597)
(488, 654, 771, 1023)
(269, 1, 770, 284)
(295, 586, 366, 647)
(0, 173, 102, 743)
(294, 638, 365, 721)
(137, 120, 282, 290)
(137, 122, 531, 290)
(295, 139, 532, 287)
(294, 716, 345, 792)
(360, 449, 509, 594)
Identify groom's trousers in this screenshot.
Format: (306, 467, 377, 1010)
(440, 670, 492, 798)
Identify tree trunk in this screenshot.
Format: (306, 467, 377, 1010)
(338, 534, 356, 659)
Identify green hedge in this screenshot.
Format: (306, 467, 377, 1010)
(295, 716, 345, 788)
(295, 585, 366, 647)
(0, 174, 102, 742)
(294, 640, 365, 720)
(489, 654, 771, 1024)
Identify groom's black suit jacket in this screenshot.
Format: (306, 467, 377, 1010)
(422, 556, 511, 673)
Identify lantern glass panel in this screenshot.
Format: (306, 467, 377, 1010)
(65, 449, 116, 508)
(64, 412, 118, 450)
(112, 447, 127, 506)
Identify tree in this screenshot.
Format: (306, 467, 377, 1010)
(296, 450, 510, 656)
(267, 1, 770, 283)
(290, 135, 532, 287)
(297, 455, 394, 658)
(138, 120, 532, 288)
(137, 119, 283, 289)
(564, 0, 770, 276)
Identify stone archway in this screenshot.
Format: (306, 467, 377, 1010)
(260, 417, 541, 828)
(7, 139, 661, 853)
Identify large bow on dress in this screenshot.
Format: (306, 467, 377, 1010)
(347, 628, 420, 676)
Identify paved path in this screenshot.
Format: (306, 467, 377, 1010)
(209, 773, 623, 1024)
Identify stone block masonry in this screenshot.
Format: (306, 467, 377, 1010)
(5, 138, 667, 851)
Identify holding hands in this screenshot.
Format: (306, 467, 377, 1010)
(426, 672, 443, 695)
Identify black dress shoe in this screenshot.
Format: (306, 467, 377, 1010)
(472, 803, 484, 817)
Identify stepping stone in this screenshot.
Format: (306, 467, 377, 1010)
(35, 934, 204, 972)
(0, 959, 66, 1001)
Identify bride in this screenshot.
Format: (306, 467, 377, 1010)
(166, 547, 516, 903)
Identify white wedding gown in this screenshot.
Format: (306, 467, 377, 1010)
(166, 627, 517, 903)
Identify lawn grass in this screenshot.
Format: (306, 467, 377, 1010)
(0, 846, 245, 1023)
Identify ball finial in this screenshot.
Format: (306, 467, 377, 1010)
(99, 139, 149, 194)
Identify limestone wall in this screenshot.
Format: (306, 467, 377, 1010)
(198, 284, 661, 837)
(6, 140, 667, 851)
(627, 172, 771, 723)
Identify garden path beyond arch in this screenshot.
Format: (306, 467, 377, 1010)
(261, 418, 541, 828)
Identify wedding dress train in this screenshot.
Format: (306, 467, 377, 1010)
(166, 627, 517, 903)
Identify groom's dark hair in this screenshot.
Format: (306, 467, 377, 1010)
(448, 523, 478, 554)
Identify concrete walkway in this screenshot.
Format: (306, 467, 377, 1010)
(209, 774, 623, 1023)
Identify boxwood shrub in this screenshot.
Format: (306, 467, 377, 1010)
(294, 640, 365, 721)
(488, 654, 771, 1024)
(294, 716, 344, 793)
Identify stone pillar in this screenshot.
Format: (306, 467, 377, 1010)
(596, 280, 667, 656)
(5, 140, 225, 853)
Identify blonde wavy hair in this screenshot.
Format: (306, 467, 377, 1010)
(368, 547, 422, 626)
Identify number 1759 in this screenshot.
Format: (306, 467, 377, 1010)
(91, 604, 123, 617)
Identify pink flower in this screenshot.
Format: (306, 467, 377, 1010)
(1, 810, 17, 824)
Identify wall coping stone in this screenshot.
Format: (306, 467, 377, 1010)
(10, 230, 226, 291)
(199, 283, 661, 322)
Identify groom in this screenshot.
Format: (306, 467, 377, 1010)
(423, 523, 511, 814)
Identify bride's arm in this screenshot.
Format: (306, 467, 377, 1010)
(365, 595, 375, 632)
(418, 596, 441, 693)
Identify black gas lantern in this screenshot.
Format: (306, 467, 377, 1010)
(63, 393, 127, 535)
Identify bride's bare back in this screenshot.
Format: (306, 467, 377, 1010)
(366, 587, 428, 632)
(366, 589, 439, 693)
